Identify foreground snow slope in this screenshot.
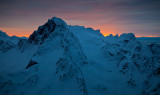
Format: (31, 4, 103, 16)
(0, 17, 160, 95)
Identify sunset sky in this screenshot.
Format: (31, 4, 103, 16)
(0, 0, 160, 37)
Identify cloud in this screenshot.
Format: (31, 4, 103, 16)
(0, 0, 160, 36)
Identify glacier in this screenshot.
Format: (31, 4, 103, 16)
(0, 17, 160, 95)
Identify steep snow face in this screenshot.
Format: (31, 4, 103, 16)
(102, 33, 160, 95)
(27, 17, 67, 45)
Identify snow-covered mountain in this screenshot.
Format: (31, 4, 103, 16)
(0, 17, 159, 95)
(0, 31, 27, 53)
(102, 33, 160, 94)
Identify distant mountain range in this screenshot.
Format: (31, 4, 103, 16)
(137, 37, 160, 44)
(0, 17, 160, 95)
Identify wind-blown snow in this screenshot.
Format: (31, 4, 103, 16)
(0, 17, 160, 95)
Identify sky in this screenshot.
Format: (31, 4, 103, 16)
(0, 0, 160, 37)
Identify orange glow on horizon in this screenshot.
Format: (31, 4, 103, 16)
(136, 35, 160, 37)
(1, 27, 31, 37)
(1, 27, 159, 38)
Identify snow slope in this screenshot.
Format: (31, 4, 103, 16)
(0, 17, 160, 95)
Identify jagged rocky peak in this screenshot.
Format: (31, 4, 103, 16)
(105, 33, 135, 41)
(27, 17, 68, 44)
(106, 34, 119, 39)
(119, 33, 136, 41)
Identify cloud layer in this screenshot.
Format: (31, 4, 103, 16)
(0, 0, 160, 37)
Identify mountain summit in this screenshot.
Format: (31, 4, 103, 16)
(0, 17, 160, 95)
(28, 17, 68, 44)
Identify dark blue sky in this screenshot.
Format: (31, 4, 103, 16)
(0, 0, 160, 37)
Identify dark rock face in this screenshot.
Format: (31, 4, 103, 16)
(154, 68, 160, 76)
(26, 60, 38, 69)
(27, 20, 56, 44)
(0, 40, 15, 53)
(27, 17, 67, 45)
